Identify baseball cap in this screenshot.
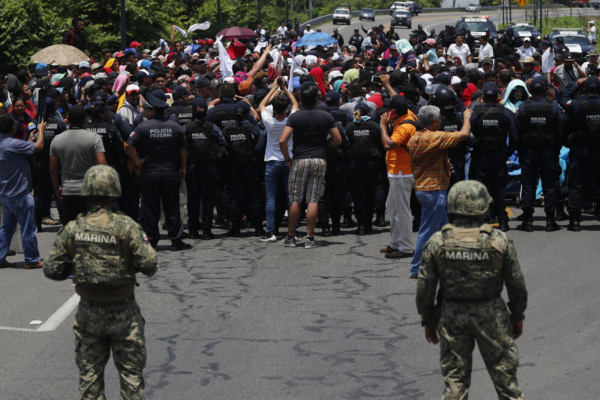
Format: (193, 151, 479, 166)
(563, 52, 575, 61)
(194, 76, 216, 89)
(482, 57, 493, 65)
(150, 90, 168, 102)
(532, 52, 542, 60)
(137, 70, 155, 80)
(114, 52, 125, 58)
(325, 90, 341, 104)
(45, 97, 57, 111)
(328, 71, 343, 81)
(589, 49, 599, 56)
(584, 76, 600, 90)
(90, 63, 102, 70)
(433, 72, 451, 85)
(36, 62, 48, 70)
(482, 82, 499, 98)
(555, 54, 564, 61)
(530, 76, 548, 93)
(523, 37, 531, 42)
(79, 61, 90, 69)
(130, 41, 143, 47)
(451, 76, 462, 85)
(389, 44, 397, 50)
(172, 85, 191, 96)
(144, 92, 169, 108)
(92, 101, 112, 114)
(234, 101, 251, 116)
(92, 92, 108, 103)
(126, 84, 140, 94)
(191, 98, 208, 114)
(354, 102, 371, 116)
(471, 90, 483, 102)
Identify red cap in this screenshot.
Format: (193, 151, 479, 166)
(207, 39, 214, 45)
(282, 51, 290, 57)
(114, 52, 125, 58)
(130, 41, 142, 47)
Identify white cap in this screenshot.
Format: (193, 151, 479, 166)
(294, 55, 306, 65)
(293, 67, 309, 76)
(94, 72, 107, 79)
(589, 20, 595, 24)
(328, 71, 343, 81)
(126, 84, 140, 93)
(523, 37, 531, 42)
(332, 53, 340, 61)
(224, 77, 235, 84)
(79, 61, 90, 69)
(451, 76, 462, 85)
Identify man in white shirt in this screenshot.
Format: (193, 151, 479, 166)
(304, 24, 315, 35)
(587, 20, 597, 43)
(580, 48, 599, 76)
(276, 23, 288, 36)
(478, 36, 494, 62)
(541, 40, 555, 80)
(517, 37, 535, 61)
(447, 34, 472, 65)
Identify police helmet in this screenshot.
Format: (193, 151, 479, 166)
(333, 28, 338, 33)
(447, 181, 492, 216)
(431, 85, 456, 110)
(418, 24, 423, 29)
(430, 29, 436, 34)
(81, 165, 122, 198)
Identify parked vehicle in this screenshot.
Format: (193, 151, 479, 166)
(333, 7, 351, 25)
(591, 0, 600, 9)
(507, 22, 542, 47)
(404, 1, 423, 16)
(391, 9, 412, 28)
(571, 0, 589, 7)
(390, 2, 407, 15)
(455, 16, 498, 60)
(466, 3, 481, 12)
(550, 29, 595, 64)
(360, 8, 375, 21)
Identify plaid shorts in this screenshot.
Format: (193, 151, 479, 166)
(288, 158, 327, 204)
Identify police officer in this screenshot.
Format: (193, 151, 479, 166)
(126, 92, 192, 250)
(35, 98, 67, 230)
(133, 90, 179, 128)
(516, 76, 563, 232)
(43, 165, 158, 400)
(166, 85, 193, 126)
(193, 77, 217, 102)
(415, 24, 427, 43)
(559, 76, 600, 231)
(431, 85, 468, 185)
(470, 82, 518, 232)
(348, 28, 364, 51)
(416, 180, 527, 400)
(90, 91, 133, 142)
(318, 93, 350, 236)
(221, 101, 263, 237)
(185, 98, 228, 240)
(332, 27, 344, 48)
(345, 102, 384, 235)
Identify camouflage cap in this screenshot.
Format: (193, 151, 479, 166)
(447, 181, 492, 216)
(81, 165, 122, 197)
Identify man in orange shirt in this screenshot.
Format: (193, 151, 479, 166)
(379, 96, 418, 259)
(407, 105, 472, 279)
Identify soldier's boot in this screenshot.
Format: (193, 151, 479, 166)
(227, 221, 242, 237)
(342, 207, 357, 228)
(321, 221, 332, 237)
(188, 228, 201, 239)
(171, 239, 192, 251)
(364, 217, 373, 234)
(498, 218, 510, 232)
(555, 203, 569, 221)
(200, 228, 215, 240)
(254, 222, 266, 237)
(35, 216, 43, 233)
(373, 210, 386, 227)
(567, 210, 581, 232)
(545, 212, 562, 232)
(516, 212, 533, 232)
(354, 218, 366, 236)
(331, 219, 341, 236)
(516, 212, 525, 221)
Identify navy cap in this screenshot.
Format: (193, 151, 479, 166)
(92, 92, 108, 103)
(482, 82, 499, 98)
(92, 101, 112, 114)
(150, 90, 168, 102)
(325, 90, 341, 104)
(584, 76, 600, 90)
(45, 97, 57, 111)
(471, 90, 483, 101)
(145, 92, 169, 108)
(172, 85, 191, 96)
(193, 76, 216, 90)
(254, 89, 268, 104)
(234, 101, 251, 116)
(191, 98, 208, 114)
(137, 70, 155, 80)
(433, 73, 451, 85)
(354, 102, 371, 115)
(389, 95, 408, 116)
(316, 103, 330, 112)
(301, 81, 317, 90)
(530, 76, 548, 93)
(108, 71, 118, 79)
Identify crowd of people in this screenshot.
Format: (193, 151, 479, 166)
(1, 16, 600, 276)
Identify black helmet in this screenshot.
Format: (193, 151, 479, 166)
(431, 85, 456, 110)
(430, 29, 435, 34)
(333, 28, 338, 33)
(418, 24, 423, 29)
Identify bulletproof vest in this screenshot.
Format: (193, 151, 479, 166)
(441, 112, 466, 159)
(346, 120, 380, 162)
(436, 224, 505, 301)
(325, 130, 345, 165)
(222, 121, 257, 166)
(185, 120, 224, 165)
(166, 105, 193, 126)
(520, 100, 555, 149)
(473, 103, 506, 152)
(67, 210, 136, 287)
(42, 118, 63, 160)
(87, 121, 118, 165)
(575, 99, 600, 148)
(331, 109, 348, 128)
(213, 104, 238, 130)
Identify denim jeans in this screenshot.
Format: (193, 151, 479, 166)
(410, 190, 448, 276)
(265, 161, 290, 233)
(0, 192, 40, 263)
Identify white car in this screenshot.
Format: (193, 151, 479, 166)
(390, 1, 407, 15)
(466, 3, 481, 12)
(333, 8, 351, 25)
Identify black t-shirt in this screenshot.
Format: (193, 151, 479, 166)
(62, 30, 87, 52)
(127, 116, 187, 170)
(286, 107, 335, 160)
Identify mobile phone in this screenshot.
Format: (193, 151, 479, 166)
(371, 75, 381, 84)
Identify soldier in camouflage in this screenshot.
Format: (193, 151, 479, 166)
(416, 180, 528, 400)
(43, 165, 157, 400)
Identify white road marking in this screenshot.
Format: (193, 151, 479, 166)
(29, 320, 42, 325)
(0, 326, 37, 332)
(37, 293, 79, 332)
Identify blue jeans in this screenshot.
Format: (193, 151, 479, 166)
(265, 161, 290, 233)
(410, 190, 448, 276)
(0, 192, 40, 263)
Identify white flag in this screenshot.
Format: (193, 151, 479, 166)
(288, 55, 298, 92)
(172, 26, 187, 37)
(216, 36, 235, 78)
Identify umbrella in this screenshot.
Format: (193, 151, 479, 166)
(30, 44, 89, 65)
(295, 32, 337, 48)
(216, 27, 257, 40)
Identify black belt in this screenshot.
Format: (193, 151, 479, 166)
(143, 166, 176, 172)
(79, 294, 135, 307)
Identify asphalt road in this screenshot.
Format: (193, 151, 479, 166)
(2, 9, 600, 399)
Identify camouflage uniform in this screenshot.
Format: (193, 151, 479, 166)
(44, 165, 157, 400)
(416, 181, 528, 400)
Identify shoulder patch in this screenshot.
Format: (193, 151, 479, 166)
(143, 233, 149, 242)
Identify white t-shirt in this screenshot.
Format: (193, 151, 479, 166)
(447, 44, 471, 65)
(541, 48, 555, 73)
(589, 26, 596, 41)
(277, 26, 288, 35)
(478, 43, 494, 59)
(517, 46, 535, 61)
(261, 110, 294, 161)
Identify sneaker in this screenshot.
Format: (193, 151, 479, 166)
(279, 236, 298, 247)
(260, 232, 277, 242)
(304, 237, 320, 249)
